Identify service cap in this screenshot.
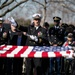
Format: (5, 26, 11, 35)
(53, 16, 61, 21)
(32, 14, 42, 20)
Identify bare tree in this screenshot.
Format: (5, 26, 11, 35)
(31, 0, 75, 24)
(0, 0, 28, 17)
(1, 0, 75, 24)
(32, 0, 51, 25)
(59, 0, 75, 24)
(48, 0, 75, 24)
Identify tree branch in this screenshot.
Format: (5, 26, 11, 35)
(64, 6, 75, 12)
(0, 0, 15, 9)
(32, 0, 44, 7)
(1, 0, 8, 6)
(0, 0, 28, 17)
(15, 0, 26, 8)
(61, 3, 75, 12)
(67, 0, 75, 5)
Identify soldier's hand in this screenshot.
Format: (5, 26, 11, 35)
(34, 36, 38, 42)
(30, 35, 35, 40)
(2, 32, 7, 38)
(8, 17, 15, 23)
(30, 35, 38, 42)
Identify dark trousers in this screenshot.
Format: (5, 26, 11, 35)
(71, 59, 75, 75)
(0, 58, 6, 75)
(6, 58, 13, 75)
(65, 59, 72, 75)
(67, 58, 75, 75)
(26, 58, 42, 75)
(6, 58, 23, 75)
(61, 57, 65, 73)
(55, 57, 61, 75)
(13, 58, 23, 75)
(49, 58, 55, 75)
(41, 58, 49, 75)
(49, 57, 61, 75)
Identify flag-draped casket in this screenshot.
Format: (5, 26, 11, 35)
(0, 45, 74, 58)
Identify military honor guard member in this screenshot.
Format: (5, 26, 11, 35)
(23, 13, 49, 75)
(49, 16, 65, 75)
(49, 16, 65, 45)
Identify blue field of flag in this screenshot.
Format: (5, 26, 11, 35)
(32, 46, 72, 52)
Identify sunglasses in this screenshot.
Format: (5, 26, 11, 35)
(54, 20, 60, 22)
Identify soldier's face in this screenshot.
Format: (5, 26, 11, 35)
(54, 20, 60, 25)
(33, 19, 41, 26)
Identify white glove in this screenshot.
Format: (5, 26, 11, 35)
(30, 35, 35, 40)
(30, 35, 38, 42)
(8, 17, 17, 26)
(34, 36, 38, 42)
(8, 17, 15, 22)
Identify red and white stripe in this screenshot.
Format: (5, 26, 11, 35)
(0, 45, 74, 58)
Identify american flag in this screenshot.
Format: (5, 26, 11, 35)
(0, 45, 73, 58)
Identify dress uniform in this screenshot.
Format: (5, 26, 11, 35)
(24, 14, 49, 75)
(17, 21, 49, 75)
(49, 36, 62, 75)
(49, 16, 65, 75)
(49, 16, 65, 45)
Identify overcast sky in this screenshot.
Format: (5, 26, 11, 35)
(1, 0, 75, 24)
(4, 0, 39, 20)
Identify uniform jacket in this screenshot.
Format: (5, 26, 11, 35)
(49, 26, 65, 45)
(26, 25, 49, 46)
